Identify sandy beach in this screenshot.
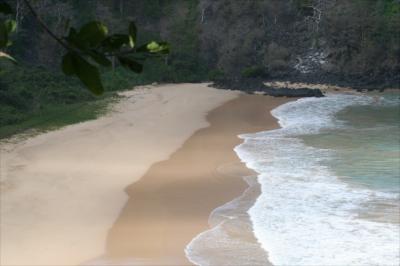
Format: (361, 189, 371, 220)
(0, 83, 289, 265)
(103, 94, 289, 265)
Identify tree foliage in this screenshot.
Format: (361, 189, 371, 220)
(0, 1, 16, 62)
(0, 0, 169, 94)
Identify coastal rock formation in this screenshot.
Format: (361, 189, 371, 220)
(198, 0, 400, 88)
(263, 87, 324, 98)
(210, 78, 324, 98)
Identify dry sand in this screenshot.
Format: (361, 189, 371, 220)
(0, 84, 239, 266)
(101, 94, 290, 265)
(1, 83, 290, 266)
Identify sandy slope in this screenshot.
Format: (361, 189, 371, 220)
(0, 84, 239, 266)
(100, 94, 289, 266)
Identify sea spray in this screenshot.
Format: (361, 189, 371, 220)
(186, 94, 399, 266)
(236, 94, 399, 265)
(185, 176, 270, 266)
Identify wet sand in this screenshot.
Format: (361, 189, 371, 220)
(0, 84, 239, 266)
(103, 95, 290, 265)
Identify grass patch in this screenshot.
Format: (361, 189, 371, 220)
(0, 63, 140, 139)
(0, 93, 118, 139)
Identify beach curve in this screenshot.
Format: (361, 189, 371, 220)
(0, 83, 238, 266)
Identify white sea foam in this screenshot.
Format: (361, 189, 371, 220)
(235, 94, 400, 266)
(185, 176, 270, 266)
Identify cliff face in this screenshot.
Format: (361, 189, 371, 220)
(198, 0, 305, 74)
(9, 0, 400, 87)
(196, 0, 400, 86)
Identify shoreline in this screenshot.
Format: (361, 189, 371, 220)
(102, 94, 291, 265)
(236, 93, 400, 265)
(0, 84, 239, 266)
(1, 83, 397, 265)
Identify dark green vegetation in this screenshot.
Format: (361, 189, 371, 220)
(1, 0, 169, 94)
(199, 0, 400, 85)
(0, 65, 106, 138)
(0, 61, 175, 138)
(0, 3, 16, 63)
(0, 0, 399, 138)
(0, 0, 174, 138)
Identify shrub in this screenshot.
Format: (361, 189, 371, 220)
(208, 69, 225, 81)
(241, 66, 266, 78)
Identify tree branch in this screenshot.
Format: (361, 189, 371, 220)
(21, 0, 70, 51)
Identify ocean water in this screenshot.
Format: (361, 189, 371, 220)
(187, 93, 400, 266)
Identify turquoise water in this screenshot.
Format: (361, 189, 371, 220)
(302, 94, 400, 193)
(187, 93, 400, 266)
(236, 93, 399, 265)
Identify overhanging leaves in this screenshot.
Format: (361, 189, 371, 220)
(118, 56, 143, 73)
(77, 21, 108, 47)
(73, 54, 104, 95)
(62, 52, 104, 95)
(4, 19, 16, 33)
(0, 19, 16, 48)
(0, 51, 17, 64)
(61, 52, 75, 76)
(1, 2, 169, 95)
(0, 23, 8, 48)
(129, 21, 137, 43)
(100, 34, 131, 51)
(0, 2, 12, 15)
(87, 51, 111, 67)
(137, 41, 170, 54)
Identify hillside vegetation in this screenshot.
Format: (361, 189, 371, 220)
(1, 0, 399, 137)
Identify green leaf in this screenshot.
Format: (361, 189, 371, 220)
(61, 52, 104, 95)
(0, 51, 17, 64)
(118, 56, 143, 73)
(146, 41, 159, 51)
(0, 20, 16, 48)
(61, 52, 75, 76)
(137, 41, 170, 54)
(100, 34, 130, 51)
(87, 51, 111, 67)
(155, 41, 170, 54)
(0, 23, 8, 48)
(4, 19, 16, 33)
(65, 27, 86, 50)
(128, 35, 134, 48)
(77, 21, 108, 47)
(129, 21, 137, 43)
(0, 2, 12, 14)
(73, 54, 104, 95)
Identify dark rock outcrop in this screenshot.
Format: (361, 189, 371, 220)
(263, 87, 324, 97)
(210, 78, 324, 98)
